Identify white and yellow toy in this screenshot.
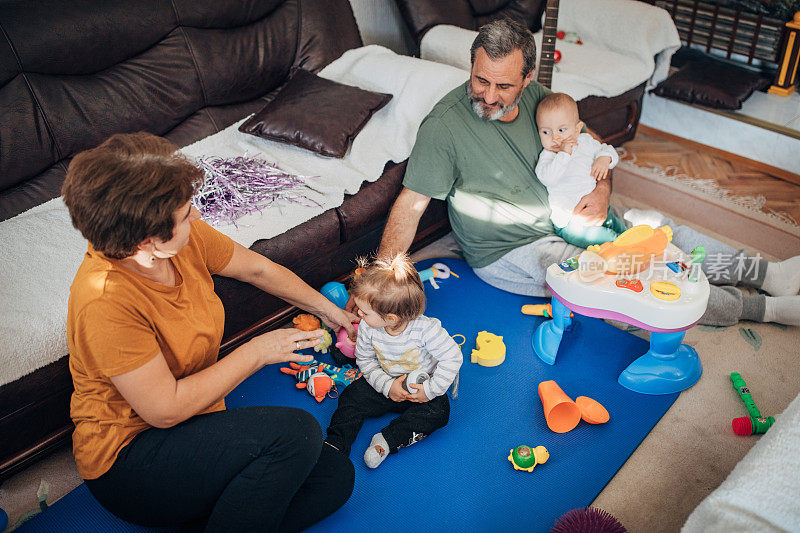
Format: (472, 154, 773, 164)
(533, 227, 710, 395)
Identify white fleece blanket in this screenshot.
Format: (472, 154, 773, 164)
(682, 391, 800, 532)
(421, 0, 680, 101)
(0, 46, 468, 386)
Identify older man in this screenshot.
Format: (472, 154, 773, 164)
(376, 18, 800, 327)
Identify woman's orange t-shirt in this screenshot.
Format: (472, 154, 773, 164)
(67, 220, 235, 479)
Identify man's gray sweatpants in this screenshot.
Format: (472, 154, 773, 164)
(473, 211, 767, 326)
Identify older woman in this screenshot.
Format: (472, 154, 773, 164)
(62, 132, 357, 532)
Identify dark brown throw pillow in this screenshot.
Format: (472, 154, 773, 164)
(239, 68, 393, 158)
(652, 61, 769, 110)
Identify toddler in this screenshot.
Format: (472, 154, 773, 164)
(325, 254, 462, 468)
(535, 92, 628, 248)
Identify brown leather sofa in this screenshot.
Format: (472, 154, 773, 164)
(394, 0, 645, 146)
(0, 0, 449, 481)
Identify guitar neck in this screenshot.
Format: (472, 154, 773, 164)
(537, 0, 560, 89)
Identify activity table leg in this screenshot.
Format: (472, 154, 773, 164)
(618, 330, 702, 394)
(532, 297, 572, 365)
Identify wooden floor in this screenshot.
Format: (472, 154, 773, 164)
(620, 126, 800, 224)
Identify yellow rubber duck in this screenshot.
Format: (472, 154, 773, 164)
(470, 331, 506, 367)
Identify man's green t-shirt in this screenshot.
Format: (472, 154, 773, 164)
(403, 81, 556, 268)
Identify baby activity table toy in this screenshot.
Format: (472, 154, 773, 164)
(533, 225, 710, 395)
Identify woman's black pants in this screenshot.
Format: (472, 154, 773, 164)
(85, 406, 354, 532)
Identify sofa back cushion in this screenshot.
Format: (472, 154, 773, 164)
(394, 0, 546, 45)
(0, 0, 361, 221)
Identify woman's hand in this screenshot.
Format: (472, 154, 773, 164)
(318, 304, 359, 342)
(250, 328, 324, 366)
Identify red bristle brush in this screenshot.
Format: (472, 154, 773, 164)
(551, 507, 627, 533)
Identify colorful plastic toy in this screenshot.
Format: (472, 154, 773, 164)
(508, 444, 549, 472)
(534, 239, 710, 395)
(615, 278, 643, 292)
(470, 331, 506, 366)
(730, 372, 775, 436)
(335, 322, 359, 359)
(321, 281, 350, 309)
(521, 303, 572, 319)
(538, 380, 610, 433)
(539, 380, 581, 433)
(418, 262, 459, 289)
(402, 368, 430, 394)
(575, 396, 610, 424)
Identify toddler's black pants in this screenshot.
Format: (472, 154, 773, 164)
(325, 376, 450, 455)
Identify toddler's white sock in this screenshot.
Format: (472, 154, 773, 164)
(623, 208, 669, 229)
(364, 433, 389, 469)
(761, 256, 800, 296)
(763, 296, 800, 326)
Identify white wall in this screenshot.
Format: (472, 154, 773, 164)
(348, 0, 415, 56)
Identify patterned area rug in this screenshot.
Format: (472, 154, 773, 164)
(613, 151, 800, 260)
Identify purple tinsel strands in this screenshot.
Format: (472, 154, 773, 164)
(192, 155, 322, 227)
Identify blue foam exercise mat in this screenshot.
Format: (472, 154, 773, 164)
(19, 258, 678, 532)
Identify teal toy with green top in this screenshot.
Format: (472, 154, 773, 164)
(730, 372, 775, 436)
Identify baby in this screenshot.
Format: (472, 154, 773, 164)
(325, 254, 462, 468)
(535, 92, 627, 248)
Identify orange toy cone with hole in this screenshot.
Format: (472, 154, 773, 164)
(539, 380, 581, 433)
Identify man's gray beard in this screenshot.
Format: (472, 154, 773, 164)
(467, 83, 524, 121)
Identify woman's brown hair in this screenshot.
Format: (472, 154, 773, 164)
(62, 132, 203, 259)
(350, 254, 426, 324)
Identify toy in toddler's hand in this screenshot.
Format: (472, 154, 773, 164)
(402, 368, 430, 395)
(508, 445, 549, 472)
(292, 314, 332, 353)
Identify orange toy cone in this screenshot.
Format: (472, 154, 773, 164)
(538, 380, 581, 433)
